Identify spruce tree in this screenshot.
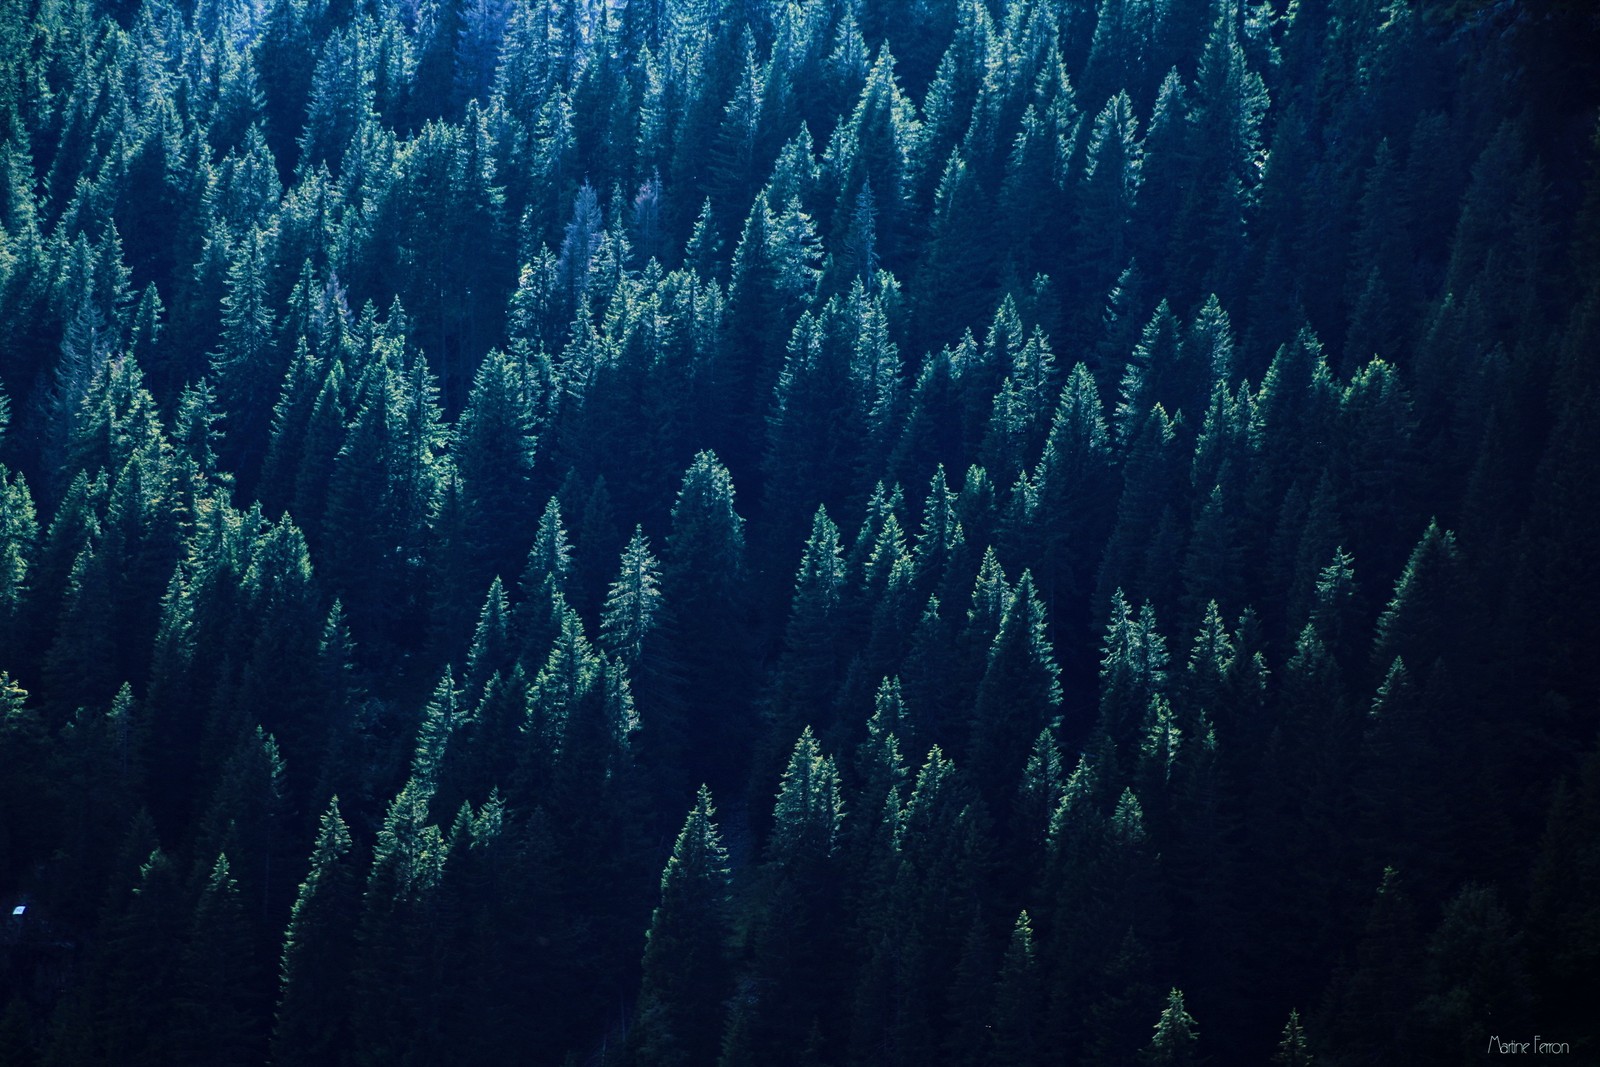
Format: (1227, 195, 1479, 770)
(453, 347, 542, 591)
(990, 910, 1043, 1067)
(273, 798, 360, 1065)
(599, 525, 664, 669)
(1140, 988, 1199, 1067)
(657, 451, 753, 790)
(731, 729, 846, 1063)
(630, 785, 733, 1067)
(968, 570, 1062, 823)
(173, 854, 268, 1066)
(1272, 1009, 1314, 1066)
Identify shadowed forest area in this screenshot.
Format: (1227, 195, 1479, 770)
(0, 0, 1598, 1061)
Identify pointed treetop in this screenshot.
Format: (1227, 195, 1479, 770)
(1369, 656, 1415, 722)
(801, 504, 846, 586)
(1273, 1009, 1314, 1066)
(661, 784, 731, 898)
(768, 727, 844, 870)
(306, 795, 354, 872)
(1373, 518, 1461, 671)
(1111, 786, 1146, 844)
(465, 576, 513, 693)
(1140, 693, 1182, 781)
(368, 776, 445, 901)
(412, 668, 461, 785)
(968, 545, 1010, 632)
(599, 526, 663, 666)
(1140, 987, 1200, 1066)
(869, 675, 910, 744)
(532, 496, 574, 587)
(1048, 752, 1102, 846)
(669, 451, 745, 569)
(1188, 599, 1234, 677)
(1187, 293, 1235, 387)
(206, 851, 238, 895)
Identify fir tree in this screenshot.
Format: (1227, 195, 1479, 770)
(273, 798, 360, 1065)
(600, 525, 664, 668)
(631, 785, 733, 1067)
(1140, 988, 1200, 1067)
(1273, 1009, 1314, 1066)
(173, 854, 268, 1066)
(968, 569, 1062, 823)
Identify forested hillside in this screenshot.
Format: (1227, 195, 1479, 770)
(0, 0, 1597, 1060)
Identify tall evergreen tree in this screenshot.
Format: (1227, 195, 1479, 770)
(656, 451, 753, 790)
(630, 785, 733, 1067)
(173, 854, 269, 1066)
(273, 798, 361, 1065)
(969, 569, 1062, 823)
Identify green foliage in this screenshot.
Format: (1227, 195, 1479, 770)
(1273, 1009, 1314, 1066)
(631, 785, 732, 1067)
(273, 798, 360, 1065)
(174, 854, 269, 1065)
(600, 524, 663, 667)
(969, 569, 1061, 818)
(0, 1, 1591, 1063)
(1140, 988, 1199, 1067)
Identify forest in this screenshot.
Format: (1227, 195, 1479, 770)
(0, 0, 1597, 1060)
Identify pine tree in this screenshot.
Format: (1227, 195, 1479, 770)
(273, 798, 361, 1065)
(1096, 591, 1170, 756)
(720, 191, 799, 461)
(298, 23, 375, 174)
(412, 668, 464, 787)
(1114, 300, 1182, 448)
(1169, 0, 1270, 305)
(96, 841, 189, 1066)
(657, 451, 753, 790)
(990, 910, 1043, 1067)
(1415, 884, 1532, 1057)
(969, 570, 1062, 822)
(982, 326, 1057, 487)
(173, 854, 268, 1066)
(0, 452, 37, 642)
(762, 308, 863, 539)
(630, 785, 733, 1067)
(1372, 520, 1464, 687)
(1076, 91, 1141, 298)
(999, 89, 1079, 281)
(858, 746, 993, 1067)
(1140, 988, 1199, 1066)
(599, 525, 664, 668)
(455, 0, 514, 106)
(916, 148, 998, 350)
(763, 505, 846, 779)
(210, 225, 279, 479)
(1095, 402, 1183, 620)
(1316, 867, 1426, 1064)
(463, 575, 514, 701)
(320, 355, 444, 656)
(526, 599, 603, 770)
(1030, 362, 1113, 615)
(906, 465, 963, 599)
(515, 495, 573, 659)
(453, 347, 541, 594)
(1058, 788, 1166, 1067)
(730, 729, 846, 1062)
(351, 778, 446, 1064)
(191, 724, 295, 931)
(1272, 1009, 1314, 1066)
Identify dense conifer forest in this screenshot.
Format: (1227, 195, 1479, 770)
(0, 0, 1598, 1059)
